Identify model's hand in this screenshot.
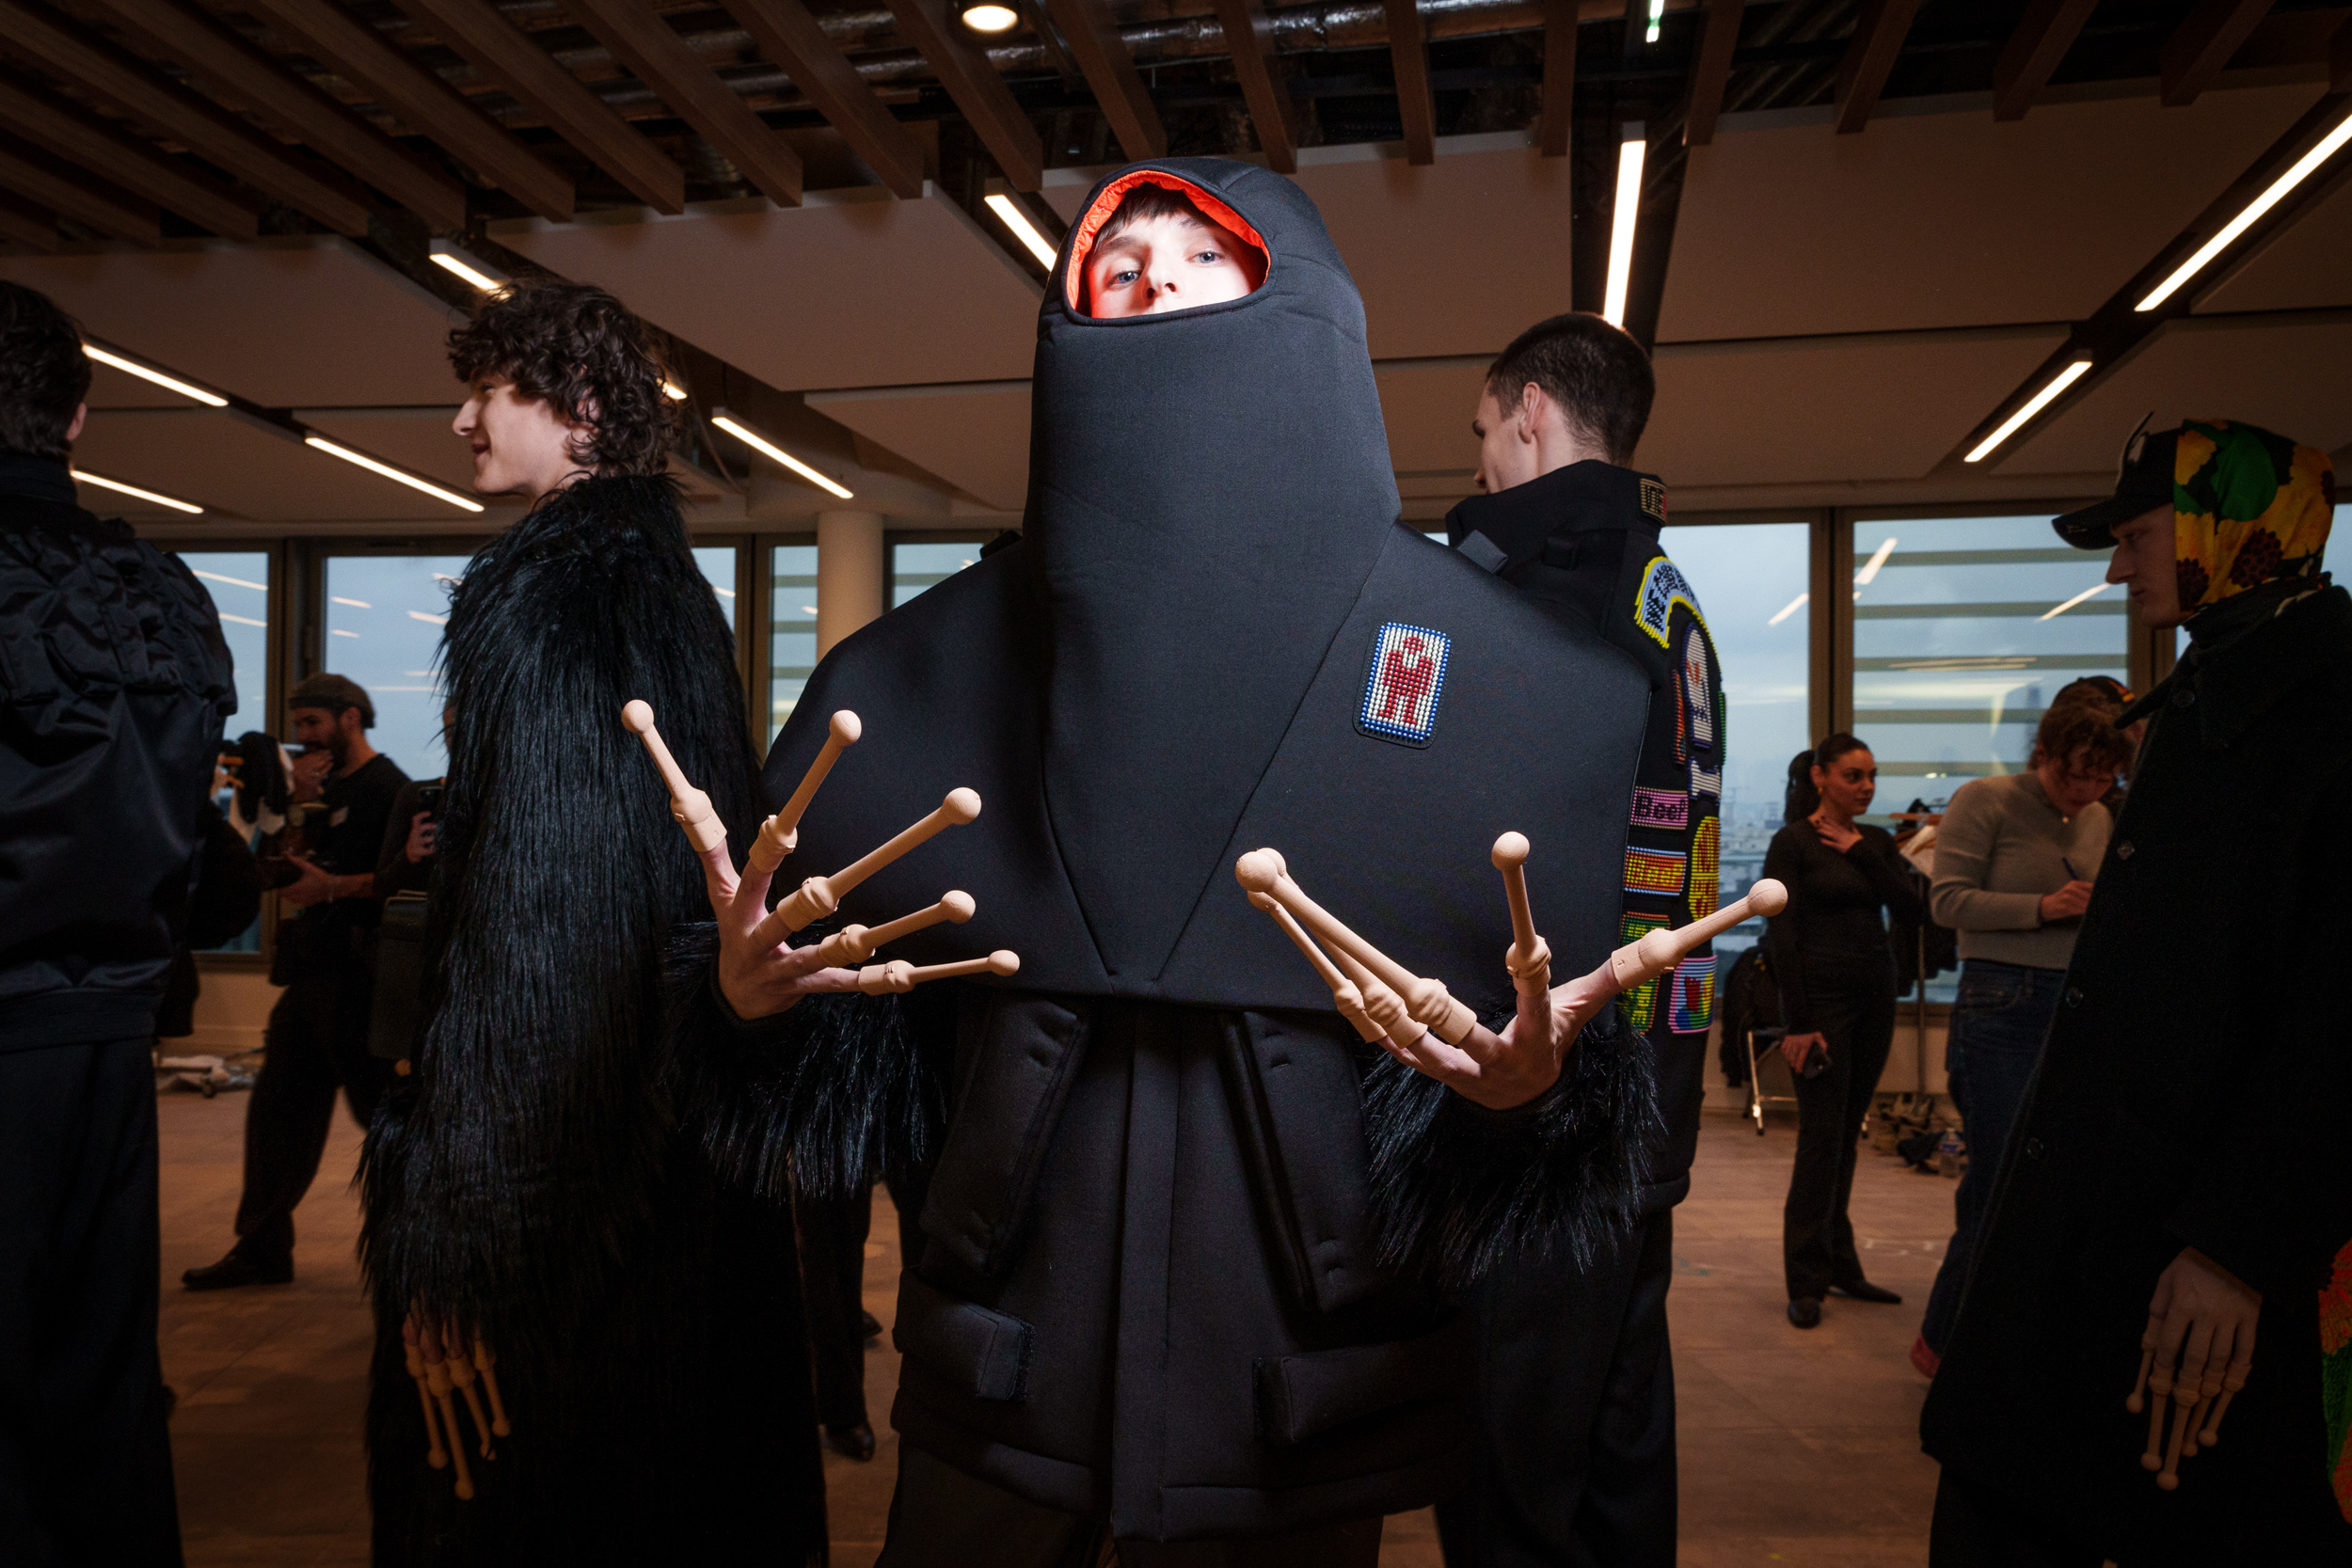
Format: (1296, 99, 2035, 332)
(1810, 811, 1862, 853)
(278, 853, 336, 909)
(2039, 879, 2094, 922)
(1384, 962, 1613, 1111)
(2127, 1246, 2260, 1485)
(405, 811, 438, 864)
(1781, 1030, 1826, 1072)
(695, 827, 862, 1022)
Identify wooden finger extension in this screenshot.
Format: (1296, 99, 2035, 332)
(856, 950, 1020, 994)
(761, 788, 983, 942)
(752, 710, 863, 873)
(1588, 879, 1789, 997)
(1247, 891, 1384, 1042)
(622, 700, 724, 854)
(1490, 832, 1551, 999)
(817, 890, 977, 966)
(1234, 849, 1474, 1044)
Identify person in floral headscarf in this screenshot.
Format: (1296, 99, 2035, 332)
(1919, 418, 2352, 1565)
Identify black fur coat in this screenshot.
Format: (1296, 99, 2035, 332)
(359, 476, 826, 1566)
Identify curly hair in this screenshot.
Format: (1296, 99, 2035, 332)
(2034, 696, 2134, 775)
(446, 278, 679, 476)
(0, 281, 92, 460)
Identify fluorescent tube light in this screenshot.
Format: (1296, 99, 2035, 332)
(662, 381, 689, 401)
(408, 610, 448, 626)
(2040, 582, 2112, 621)
(1963, 359, 2092, 464)
(710, 412, 854, 499)
(192, 568, 264, 592)
(304, 436, 485, 512)
(985, 193, 1058, 267)
(1645, 0, 1664, 42)
(1767, 592, 1807, 626)
(83, 345, 227, 407)
(428, 241, 508, 293)
(1853, 537, 1897, 585)
(218, 611, 265, 627)
(1602, 127, 1645, 328)
(332, 595, 372, 608)
(2137, 109, 2352, 312)
(331, 628, 359, 638)
(72, 467, 203, 514)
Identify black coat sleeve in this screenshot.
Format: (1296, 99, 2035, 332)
(1848, 827, 1923, 926)
(1760, 825, 1816, 1034)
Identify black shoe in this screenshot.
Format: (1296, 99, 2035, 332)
(1831, 1279, 1903, 1305)
(858, 1310, 883, 1343)
(182, 1250, 293, 1291)
(1788, 1297, 1822, 1329)
(823, 1422, 877, 1462)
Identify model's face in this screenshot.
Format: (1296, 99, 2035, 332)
(1812, 748, 1877, 818)
(290, 706, 353, 765)
(2039, 746, 2115, 817)
(1087, 213, 1262, 319)
(2106, 505, 2184, 627)
(1471, 387, 1541, 496)
(453, 373, 591, 501)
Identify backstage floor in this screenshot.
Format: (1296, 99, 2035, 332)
(157, 1091, 1953, 1567)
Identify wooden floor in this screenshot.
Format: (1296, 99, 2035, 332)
(156, 1087, 1953, 1566)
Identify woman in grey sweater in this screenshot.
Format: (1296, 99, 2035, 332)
(1914, 697, 2137, 1374)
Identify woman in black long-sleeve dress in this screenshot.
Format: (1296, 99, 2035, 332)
(1760, 735, 1920, 1329)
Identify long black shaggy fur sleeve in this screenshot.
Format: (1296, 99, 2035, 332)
(1360, 1002, 1659, 1288)
(358, 476, 765, 1345)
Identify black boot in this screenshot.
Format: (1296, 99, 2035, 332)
(182, 1248, 293, 1291)
(1831, 1278, 1902, 1305)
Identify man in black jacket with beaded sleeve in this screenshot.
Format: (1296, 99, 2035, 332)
(1434, 313, 1722, 1568)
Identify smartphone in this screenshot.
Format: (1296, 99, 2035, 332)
(416, 783, 445, 816)
(1799, 1038, 1831, 1079)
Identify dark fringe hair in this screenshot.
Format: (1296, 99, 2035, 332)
(0, 281, 91, 460)
(447, 278, 679, 477)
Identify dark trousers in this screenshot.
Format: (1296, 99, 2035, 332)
(232, 966, 389, 1266)
(1929, 1468, 2102, 1567)
(1918, 959, 2062, 1356)
(1782, 974, 1895, 1301)
(0, 1037, 183, 1567)
(877, 1447, 1382, 1568)
(795, 1170, 929, 1432)
(1435, 1210, 1677, 1568)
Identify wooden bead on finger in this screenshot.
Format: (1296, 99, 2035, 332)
(1247, 891, 1383, 1043)
(445, 1345, 495, 1459)
(1490, 832, 1552, 1000)
(1586, 879, 1789, 999)
(472, 1339, 511, 1438)
(2140, 1362, 2173, 1471)
(2196, 1362, 2249, 1447)
(816, 890, 977, 967)
(2125, 1344, 2155, 1414)
(621, 701, 725, 854)
(763, 789, 983, 942)
(421, 1358, 474, 1498)
(2156, 1393, 2201, 1490)
(1234, 849, 1473, 1044)
(402, 1321, 447, 1470)
(856, 950, 1019, 994)
(751, 710, 863, 873)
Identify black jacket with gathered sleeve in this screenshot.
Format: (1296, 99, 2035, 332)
(1757, 818, 1918, 1032)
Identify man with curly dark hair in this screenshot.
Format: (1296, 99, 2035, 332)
(360, 278, 826, 1565)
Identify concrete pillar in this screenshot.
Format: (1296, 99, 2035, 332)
(815, 511, 885, 658)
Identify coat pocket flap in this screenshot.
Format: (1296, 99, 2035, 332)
(894, 1271, 1033, 1403)
(1253, 1320, 1464, 1445)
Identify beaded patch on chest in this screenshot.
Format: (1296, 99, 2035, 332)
(1358, 622, 1450, 747)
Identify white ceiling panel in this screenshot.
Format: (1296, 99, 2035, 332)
(1, 238, 468, 408)
(1661, 85, 2319, 343)
(2000, 315, 2352, 475)
(494, 187, 1042, 394)
(73, 408, 495, 522)
(1642, 328, 2067, 489)
(806, 381, 1030, 510)
(2197, 175, 2352, 313)
(1042, 135, 1573, 360)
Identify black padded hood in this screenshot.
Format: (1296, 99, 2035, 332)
(758, 159, 1648, 1014)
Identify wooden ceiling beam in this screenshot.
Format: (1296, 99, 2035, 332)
(83, 0, 465, 228)
(0, 0, 371, 233)
(2160, 0, 2276, 107)
(0, 70, 260, 237)
(1537, 0, 1572, 157)
(1991, 0, 2097, 121)
(238, 0, 573, 221)
(1208, 0, 1295, 173)
(1382, 0, 1435, 165)
(719, 0, 927, 197)
(0, 183, 58, 246)
(1833, 0, 1920, 135)
(386, 0, 684, 214)
(2332, 14, 2351, 92)
(569, 0, 802, 205)
(884, 0, 1044, 188)
(1683, 0, 1742, 148)
(1041, 0, 1165, 161)
(0, 126, 159, 241)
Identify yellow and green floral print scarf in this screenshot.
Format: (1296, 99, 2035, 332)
(2172, 420, 2335, 614)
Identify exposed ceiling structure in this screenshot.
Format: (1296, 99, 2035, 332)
(0, 0, 2342, 532)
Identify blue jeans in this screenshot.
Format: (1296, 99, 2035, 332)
(1918, 958, 2066, 1357)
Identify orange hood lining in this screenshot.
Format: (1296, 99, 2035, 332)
(1062, 170, 1271, 314)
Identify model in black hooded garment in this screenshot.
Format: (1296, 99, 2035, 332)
(666, 160, 1661, 1562)
(358, 281, 826, 1567)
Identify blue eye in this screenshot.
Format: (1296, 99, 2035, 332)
(1111, 268, 1141, 286)
(1193, 250, 1219, 264)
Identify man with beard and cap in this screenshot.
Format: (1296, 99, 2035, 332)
(654, 161, 1709, 1564)
(1432, 311, 1726, 1568)
(1921, 418, 2352, 1564)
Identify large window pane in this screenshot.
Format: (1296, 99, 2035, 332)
(692, 546, 740, 639)
(1659, 522, 1811, 973)
(181, 550, 271, 953)
(1850, 515, 2128, 816)
(771, 544, 818, 742)
(890, 538, 985, 609)
(323, 556, 469, 781)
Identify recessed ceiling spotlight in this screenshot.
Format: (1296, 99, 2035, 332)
(961, 2, 1018, 30)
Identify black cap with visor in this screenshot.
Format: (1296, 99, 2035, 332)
(2052, 417, 2175, 549)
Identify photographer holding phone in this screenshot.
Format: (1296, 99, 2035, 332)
(1762, 735, 1921, 1329)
